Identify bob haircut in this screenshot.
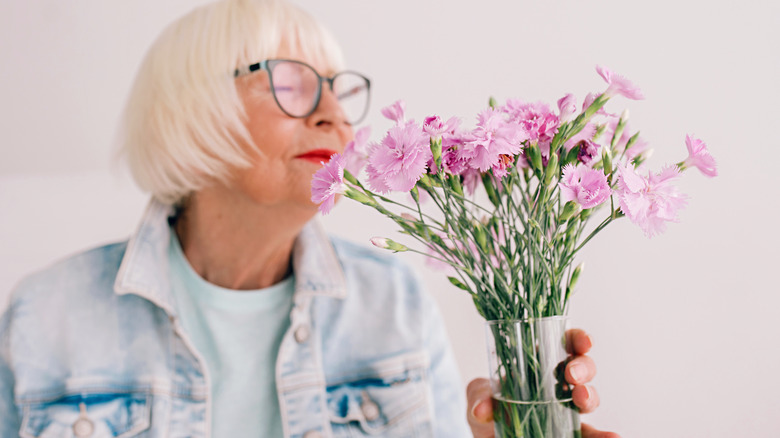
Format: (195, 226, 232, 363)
(118, 0, 345, 205)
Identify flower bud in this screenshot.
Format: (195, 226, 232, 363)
(345, 188, 376, 207)
(488, 96, 498, 109)
(624, 131, 641, 152)
(543, 153, 559, 186)
(370, 237, 408, 252)
(602, 148, 613, 177)
(583, 94, 609, 120)
(430, 233, 446, 247)
(559, 200, 580, 222)
(593, 124, 607, 142)
(418, 174, 438, 188)
(448, 175, 464, 196)
(410, 186, 420, 203)
(579, 207, 593, 221)
(481, 173, 501, 207)
(610, 111, 629, 149)
(565, 215, 580, 241)
(568, 263, 584, 291)
(430, 137, 442, 170)
(397, 213, 424, 235)
(473, 223, 489, 253)
(525, 146, 544, 179)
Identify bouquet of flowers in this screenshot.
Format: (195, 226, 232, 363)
(312, 66, 716, 437)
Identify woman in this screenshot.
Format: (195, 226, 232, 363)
(0, 0, 615, 436)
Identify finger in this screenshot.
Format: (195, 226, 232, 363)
(466, 378, 495, 438)
(581, 422, 622, 438)
(565, 328, 593, 355)
(565, 354, 596, 385)
(572, 384, 600, 413)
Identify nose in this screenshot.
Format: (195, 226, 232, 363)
(308, 85, 351, 137)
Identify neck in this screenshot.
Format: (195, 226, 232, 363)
(174, 187, 314, 290)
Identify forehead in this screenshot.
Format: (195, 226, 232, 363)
(275, 42, 337, 77)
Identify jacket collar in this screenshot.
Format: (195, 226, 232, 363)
(114, 199, 347, 317)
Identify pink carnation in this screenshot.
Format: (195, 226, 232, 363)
(557, 94, 577, 123)
(459, 108, 526, 174)
(596, 65, 645, 100)
(563, 124, 601, 166)
(367, 122, 432, 193)
(559, 164, 612, 209)
(616, 164, 688, 238)
(502, 100, 560, 143)
(492, 154, 515, 179)
(310, 154, 347, 214)
(683, 135, 717, 177)
(438, 130, 471, 176)
(364, 163, 391, 194)
(381, 100, 406, 124)
(343, 126, 372, 175)
(564, 123, 597, 151)
(423, 115, 460, 138)
(577, 139, 601, 166)
(582, 92, 615, 117)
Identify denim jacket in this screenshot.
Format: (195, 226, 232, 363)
(0, 200, 469, 437)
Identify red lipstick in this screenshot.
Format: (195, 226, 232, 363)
(296, 149, 337, 164)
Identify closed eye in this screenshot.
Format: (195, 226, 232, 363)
(337, 85, 366, 100)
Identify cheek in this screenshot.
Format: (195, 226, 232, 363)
(340, 127, 356, 152)
(241, 99, 298, 157)
(245, 119, 300, 159)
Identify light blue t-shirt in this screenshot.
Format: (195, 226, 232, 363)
(167, 230, 294, 437)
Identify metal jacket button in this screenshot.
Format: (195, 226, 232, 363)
(72, 403, 94, 437)
(361, 391, 380, 422)
(302, 430, 322, 438)
(294, 325, 310, 343)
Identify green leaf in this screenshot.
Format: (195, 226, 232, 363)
(448, 276, 472, 292)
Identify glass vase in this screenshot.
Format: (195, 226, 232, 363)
(485, 317, 581, 438)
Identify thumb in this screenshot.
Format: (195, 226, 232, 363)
(466, 378, 494, 438)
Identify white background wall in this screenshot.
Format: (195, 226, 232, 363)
(1, 1, 779, 436)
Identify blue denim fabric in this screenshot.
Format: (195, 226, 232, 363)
(0, 200, 469, 437)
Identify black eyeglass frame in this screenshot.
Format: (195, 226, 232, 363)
(234, 59, 372, 125)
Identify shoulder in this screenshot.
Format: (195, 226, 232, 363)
(8, 241, 128, 311)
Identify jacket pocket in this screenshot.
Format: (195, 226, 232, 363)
(326, 351, 433, 437)
(20, 393, 151, 438)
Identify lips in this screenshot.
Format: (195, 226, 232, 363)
(295, 149, 338, 164)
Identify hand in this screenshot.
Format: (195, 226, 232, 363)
(466, 328, 620, 438)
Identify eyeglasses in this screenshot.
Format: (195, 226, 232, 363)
(234, 59, 371, 125)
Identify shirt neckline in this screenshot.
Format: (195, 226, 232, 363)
(168, 228, 294, 311)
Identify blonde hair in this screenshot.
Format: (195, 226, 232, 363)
(118, 0, 345, 205)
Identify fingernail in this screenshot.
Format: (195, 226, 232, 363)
(470, 399, 484, 419)
(569, 363, 585, 382)
(584, 385, 594, 404)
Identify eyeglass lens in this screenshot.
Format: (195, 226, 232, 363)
(269, 61, 369, 124)
(332, 72, 369, 125)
